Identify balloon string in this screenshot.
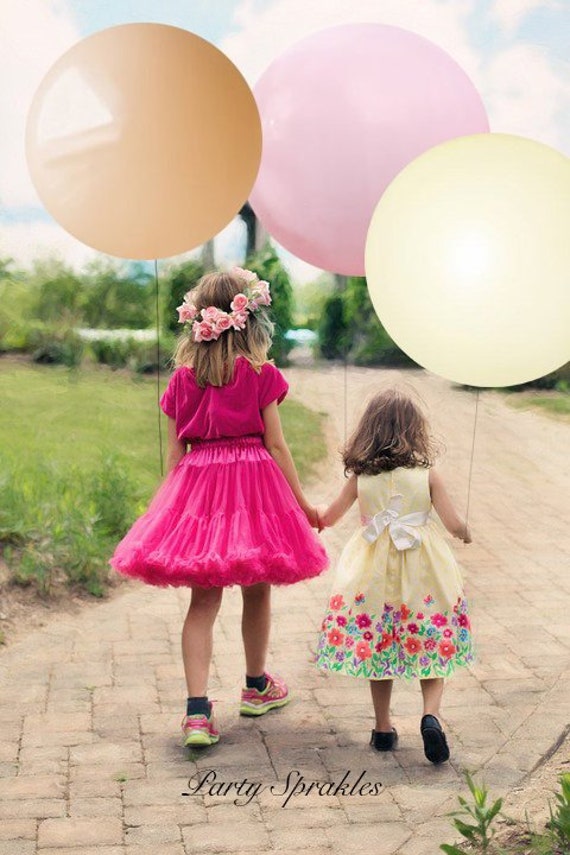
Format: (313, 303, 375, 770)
(465, 388, 480, 528)
(342, 276, 348, 446)
(344, 358, 348, 445)
(154, 259, 164, 478)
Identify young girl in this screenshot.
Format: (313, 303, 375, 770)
(316, 389, 472, 764)
(111, 268, 328, 747)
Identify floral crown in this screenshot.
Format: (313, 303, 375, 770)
(176, 267, 272, 343)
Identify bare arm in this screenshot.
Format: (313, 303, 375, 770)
(429, 468, 471, 543)
(262, 400, 318, 526)
(166, 417, 187, 474)
(319, 475, 358, 527)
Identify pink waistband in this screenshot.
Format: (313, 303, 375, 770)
(189, 435, 263, 448)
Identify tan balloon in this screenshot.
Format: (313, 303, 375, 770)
(365, 134, 570, 388)
(26, 24, 262, 259)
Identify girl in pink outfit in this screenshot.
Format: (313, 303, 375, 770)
(111, 269, 328, 747)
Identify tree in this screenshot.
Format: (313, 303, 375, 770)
(316, 275, 416, 366)
(81, 259, 154, 329)
(294, 273, 335, 329)
(163, 258, 205, 333)
(245, 243, 295, 366)
(343, 276, 415, 367)
(239, 202, 268, 258)
(29, 258, 84, 324)
(201, 240, 216, 271)
(317, 294, 348, 359)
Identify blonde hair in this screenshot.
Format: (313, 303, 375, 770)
(343, 388, 440, 475)
(174, 272, 274, 387)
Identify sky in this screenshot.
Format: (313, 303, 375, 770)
(0, 0, 568, 283)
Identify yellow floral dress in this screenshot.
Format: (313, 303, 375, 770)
(316, 467, 473, 680)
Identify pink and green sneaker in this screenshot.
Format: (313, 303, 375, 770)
(181, 711, 220, 747)
(239, 673, 290, 717)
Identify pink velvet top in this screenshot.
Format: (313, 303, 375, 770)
(160, 357, 289, 442)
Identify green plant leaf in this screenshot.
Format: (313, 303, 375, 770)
(453, 819, 478, 839)
(487, 798, 503, 822)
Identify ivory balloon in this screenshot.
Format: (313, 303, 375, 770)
(365, 134, 570, 387)
(26, 24, 262, 259)
(250, 23, 488, 275)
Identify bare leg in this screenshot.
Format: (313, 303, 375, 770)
(420, 677, 445, 718)
(181, 586, 223, 696)
(370, 679, 394, 731)
(241, 583, 271, 677)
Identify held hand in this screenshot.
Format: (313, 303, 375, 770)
(302, 505, 320, 529)
(315, 504, 329, 531)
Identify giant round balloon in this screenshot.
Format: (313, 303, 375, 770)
(365, 134, 570, 388)
(249, 23, 489, 276)
(26, 24, 262, 259)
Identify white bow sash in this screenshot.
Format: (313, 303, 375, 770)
(361, 493, 429, 551)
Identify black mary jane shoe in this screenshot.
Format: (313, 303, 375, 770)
(370, 728, 398, 751)
(420, 714, 450, 764)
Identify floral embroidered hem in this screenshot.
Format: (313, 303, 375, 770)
(316, 592, 474, 680)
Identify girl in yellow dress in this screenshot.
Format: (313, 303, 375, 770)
(316, 389, 472, 764)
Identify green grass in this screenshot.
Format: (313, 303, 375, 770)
(1, 361, 164, 494)
(0, 360, 327, 596)
(506, 392, 570, 419)
(279, 397, 327, 481)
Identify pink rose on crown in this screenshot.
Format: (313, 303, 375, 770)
(194, 321, 216, 342)
(201, 306, 219, 322)
(230, 293, 249, 312)
(231, 311, 248, 330)
(214, 313, 232, 333)
(177, 303, 198, 323)
(232, 266, 258, 283)
(252, 281, 271, 306)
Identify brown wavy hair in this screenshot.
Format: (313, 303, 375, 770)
(343, 388, 439, 476)
(174, 272, 274, 387)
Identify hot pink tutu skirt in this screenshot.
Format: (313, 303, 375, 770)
(110, 436, 329, 588)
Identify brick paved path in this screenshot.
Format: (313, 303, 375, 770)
(1, 366, 568, 854)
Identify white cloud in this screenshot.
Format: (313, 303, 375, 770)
(0, 0, 80, 208)
(222, 0, 482, 85)
(490, 0, 562, 33)
(222, 0, 569, 153)
(484, 44, 569, 151)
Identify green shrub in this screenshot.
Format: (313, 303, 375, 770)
(0, 477, 35, 545)
(318, 294, 348, 359)
(89, 337, 131, 368)
(548, 773, 570, 851)
(27, 323, 84, 367)
(1, 457, 141, 597)
(352, 334, 417, 368)
(316, 276, 416, 367)
(89, 334, 174, 373)
(0, 274, 38, 352)
(245, 244, 296, 367)
(89, 456, 140, 537)
(128, 335, 175, 374)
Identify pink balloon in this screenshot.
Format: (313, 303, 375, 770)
(250, 24, 489, 275)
